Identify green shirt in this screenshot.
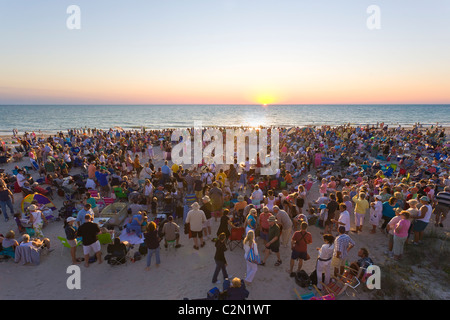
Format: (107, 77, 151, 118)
(86, 197, 97, 209)
(268, 224, 280, 247)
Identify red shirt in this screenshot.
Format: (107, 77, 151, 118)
(291, 231, 312, 253)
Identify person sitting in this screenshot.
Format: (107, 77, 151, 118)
(349, 247, 374, 279)
(105, 237, 129, 265)
(0, 230, 19, 258)
(125, 210, 146, 238)
(19, 233, 52, 251)
(222, 277, 249, 300)
(161, 215, 181, 248)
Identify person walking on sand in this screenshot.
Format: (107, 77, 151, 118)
(260, 216, 282, 267)
(212, 232, 229, 284)
(243, 229, 259, 285)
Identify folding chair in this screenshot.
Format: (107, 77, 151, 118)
(57, 236, 82, 256)
(97, 233, 113, 245)
(228, 227, 245, 251)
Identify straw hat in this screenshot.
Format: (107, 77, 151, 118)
(28, 204, 37, 211)
(202, 196, 210, 202)
(191, 202, 200, 210)
(268, 216, 277, 223)
(237, 195, 244, 201)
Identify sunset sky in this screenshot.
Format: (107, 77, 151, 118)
(1, 0, 449, 105)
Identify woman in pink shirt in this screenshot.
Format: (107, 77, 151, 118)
(393, 211, 411, 261)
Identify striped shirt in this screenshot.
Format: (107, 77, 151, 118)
(436, 191, 450, 207)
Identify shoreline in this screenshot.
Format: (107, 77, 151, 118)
(1, 123, 449, 144)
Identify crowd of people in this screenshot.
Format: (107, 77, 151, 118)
(1, 123, 449, 299)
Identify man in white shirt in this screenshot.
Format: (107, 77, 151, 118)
(333, 203, 351, 234)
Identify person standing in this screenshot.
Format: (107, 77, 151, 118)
(316, 234, 335, 290)
(185, 202, 207, 250)
(369, 195, 383, 234)
(144, 221, 161, 271)
(289, 222, 312, 277)
(333, 203, 351, 234)
(0, 184, 14, 222)
(331, 226, 355, 276)
(434, 186, 450, 227)
(64, 217, 82, 264)
(260, 216, 282, 267)
(212, 232, 229, 284)
(352, 192, 369, 233)
(393, 211, 411, 260)
(77, 214, 102, 268)
(412, 196, 433, 245)
(273, 205, 293, 248)
(243, 230, 258, 285)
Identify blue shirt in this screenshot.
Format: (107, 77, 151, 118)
(77, 208, 94, 225)
(161, 165, 171, 175)
(382, 202, 398, 218)
(95, 171, 109, 186)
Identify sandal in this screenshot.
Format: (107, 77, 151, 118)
(275, 260, 282, 266)
(259, 262, 265, 266)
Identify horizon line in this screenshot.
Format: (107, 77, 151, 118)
(1, 103, 450, 106)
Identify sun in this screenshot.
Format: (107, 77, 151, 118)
(256, 94, 276, 106)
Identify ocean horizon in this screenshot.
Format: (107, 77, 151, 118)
(1, 104, 449, 135)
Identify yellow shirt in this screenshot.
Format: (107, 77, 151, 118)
(352, 196, 369, 214)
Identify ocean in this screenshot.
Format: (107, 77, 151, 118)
(0, 104, 449, 135)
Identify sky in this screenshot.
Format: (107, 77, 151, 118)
(1, 0, 450, 105)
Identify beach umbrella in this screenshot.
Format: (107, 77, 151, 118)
(21, 193, 57, 214)
(288, 128, 297, 135)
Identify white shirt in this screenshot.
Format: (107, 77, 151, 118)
(16, 173, 27, 187)
(338, 210, 351, 232)
(318, 243, 335, 260)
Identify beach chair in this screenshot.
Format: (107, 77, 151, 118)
(228, 226, 245, 251)
(57, 236, 82, 256)
(88, 189, 99, 198)
(97, 233, 113, 245)
(98, 197, 115, 212)
(14, 217, 35, 236)
(319, 276, 349, 298)
(336, 266, 363, 296)
(113, 187, 128, 201)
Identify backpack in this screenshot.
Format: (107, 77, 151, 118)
(133, 251, 142, 261)
(295, 270, 310, 288)
(138, 243, 148, 255)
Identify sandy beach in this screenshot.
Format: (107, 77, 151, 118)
(1, 127, 449, 301)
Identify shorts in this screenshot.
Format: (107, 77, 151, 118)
(83, 240, 101, 255)
(413, 220, 428, 232)
(267, 243, 279, 253)
(67, 239, 78, 248)
(434, 204, 449, 217)
(331, 256, 345, 268)
(291, 250, 308, 260)
(202, 218, 212, 229)
(259, 231, 269, 242)
(190, 230, 203, 238)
